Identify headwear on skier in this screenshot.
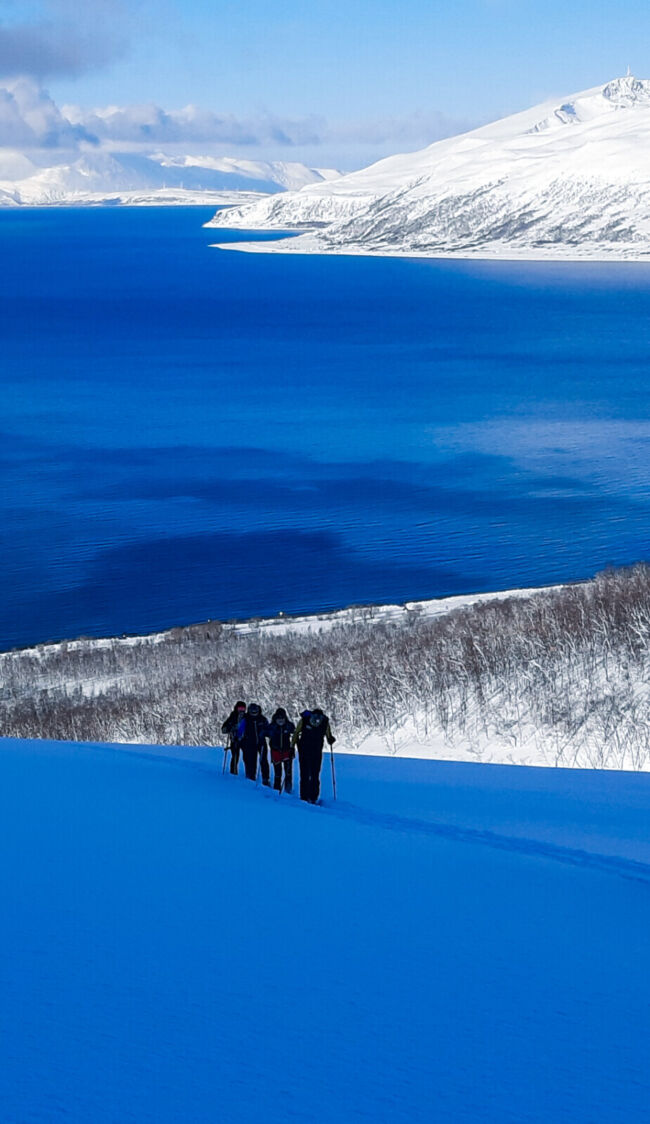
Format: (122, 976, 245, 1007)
(309, 709, 324, 728)
(235, 701, 246, 711)
(248, 703, 261, 717)
(273, 707, 288, 725)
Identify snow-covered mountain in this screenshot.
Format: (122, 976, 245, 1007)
(0, 149, 340, 206)
(209, 75, 650, 259)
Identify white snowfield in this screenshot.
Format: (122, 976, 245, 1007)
(1, 736, 648, 1122)
(209, 74, 650, 260)
(0, 151, 341, 207)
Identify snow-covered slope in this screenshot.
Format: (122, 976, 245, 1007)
(0, 150, 340, 206)
(209, 75, 650, 259)
(1, 737, 649, 1122)
(154, 153, 341, 191)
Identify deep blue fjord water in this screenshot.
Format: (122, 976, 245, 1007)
(2, 206, 649, 649)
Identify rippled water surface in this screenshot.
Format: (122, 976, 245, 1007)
(2, 206, 649, 648)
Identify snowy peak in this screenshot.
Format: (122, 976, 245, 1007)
(528, 75, 650, 133)
(602, 74, 650, 106)
(209, 75, 650, 261)
(151, 153, 340, 192)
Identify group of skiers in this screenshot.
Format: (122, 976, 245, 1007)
(221, 701, 336, 804)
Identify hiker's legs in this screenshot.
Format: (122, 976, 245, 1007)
(307, 747, 323, 802)
(242, 746, 257, 780)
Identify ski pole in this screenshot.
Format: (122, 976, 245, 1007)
(329, 740, 337, 801)
(222, 746, 228, 774)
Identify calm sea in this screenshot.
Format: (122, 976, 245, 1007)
(1, 205, 649, 649)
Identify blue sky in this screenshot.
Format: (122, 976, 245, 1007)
(1, 0, 648, 166)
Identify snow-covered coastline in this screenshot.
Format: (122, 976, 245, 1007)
(4, 581, 547, 658)
(208, 75, 650, 262)
(0, 151, 341, 208)
(4, 188, 269, 208)
(3, 567, 649, 772)
(212, 232, 650, 263)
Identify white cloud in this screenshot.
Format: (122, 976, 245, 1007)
(0, 77, 96, 147)
(0, 77, 472, 163)
(62, 101, 325, 148)
(62, 100, 471, 153)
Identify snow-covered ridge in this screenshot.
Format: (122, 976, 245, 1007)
(528, 75, 650, 133)
(0, 150, 341, 206)
(208, 74, 650, 259)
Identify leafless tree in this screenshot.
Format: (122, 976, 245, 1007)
(1, 564, 649, 770)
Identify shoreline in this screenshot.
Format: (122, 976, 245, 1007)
(1, 580, 558, 660)
(210, 232, 650, 263)
(4, 567, 648, 771)
(1, 192, 265, 209)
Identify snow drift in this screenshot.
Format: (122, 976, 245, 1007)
(209, 74, 650, 259)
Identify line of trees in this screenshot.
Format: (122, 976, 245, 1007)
(1, 564, 649, 769)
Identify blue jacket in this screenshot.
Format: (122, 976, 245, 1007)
(236, 712, 269, 751)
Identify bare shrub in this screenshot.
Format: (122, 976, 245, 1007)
(1, 564, 649, 770)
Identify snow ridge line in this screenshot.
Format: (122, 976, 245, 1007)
(326, 801, 650, 888)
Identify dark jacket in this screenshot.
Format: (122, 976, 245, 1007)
(222, 705, 246, 740)
(237, 712, 269, 751)
(267, 716, 296, 762)
(292, 710, 335, 753)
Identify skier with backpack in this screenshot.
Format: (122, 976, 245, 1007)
(221, 700, 246, 775)
(237, 703, 270, 784)
(291, 708, 336, 804)
(266, 707, 296, 792)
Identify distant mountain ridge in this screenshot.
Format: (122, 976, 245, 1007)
(0, 150, 340, 206)
(208, 75, 650, 259)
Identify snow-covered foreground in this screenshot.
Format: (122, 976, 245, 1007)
(1, 737, 649, 1122)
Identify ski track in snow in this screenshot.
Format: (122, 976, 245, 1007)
(108, 743, 650, 888)
(327, 801, 650, 888)
(3, 736, 649, 1123)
